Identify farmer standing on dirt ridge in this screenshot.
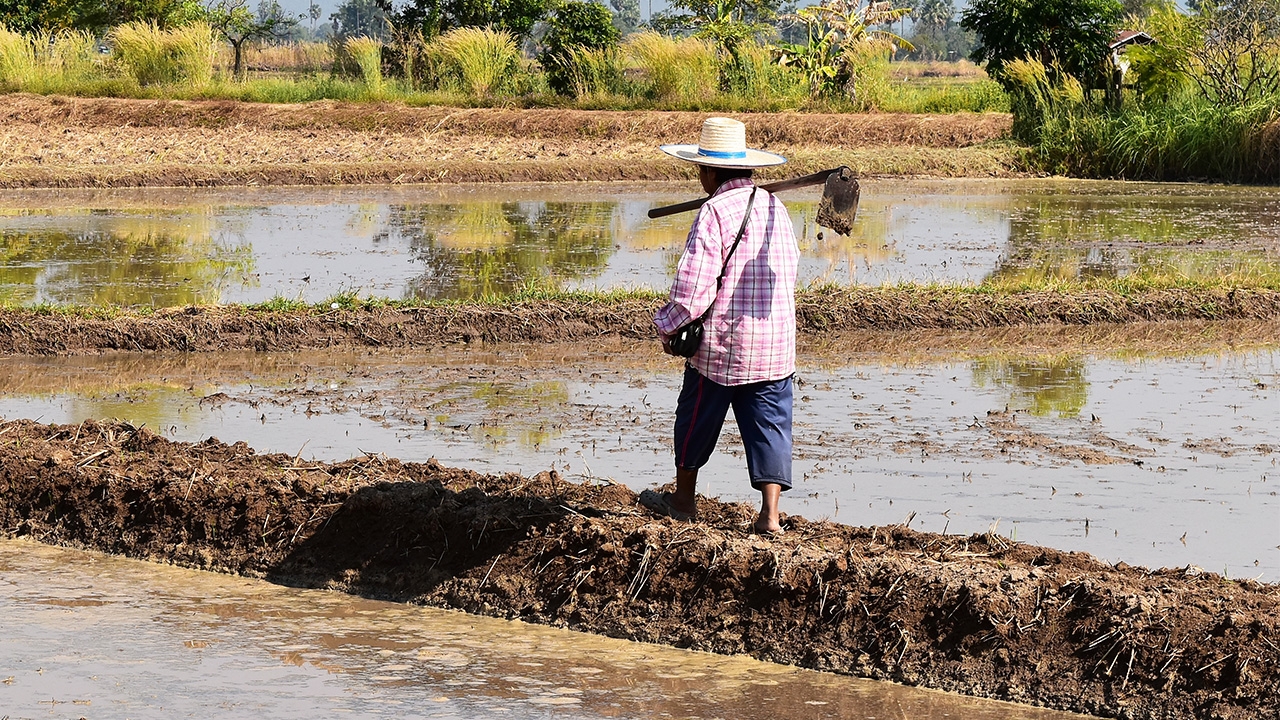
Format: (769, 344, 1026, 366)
(639, 117, 798, 536)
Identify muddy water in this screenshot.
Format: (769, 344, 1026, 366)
(1, 324, 1276, 581)
(0, 539, 1093, 720)
(1, 180, 1277, 305)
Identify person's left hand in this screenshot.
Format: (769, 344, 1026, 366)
(659, 333, 676, 356)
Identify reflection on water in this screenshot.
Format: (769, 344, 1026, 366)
(0, 540, 1095, 720)
(990, 190, 1280, 284)
(389, 201, 615, 299)
(972, 357, 1089, 418)
(0, 211, 254, 306)
(2, 180, 1279, 306)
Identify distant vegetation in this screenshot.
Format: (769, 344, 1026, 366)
(0, 0, 1007, 113)
(964, 0, 1280, 182)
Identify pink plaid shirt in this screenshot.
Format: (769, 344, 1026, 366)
(654, 178, 798, 386)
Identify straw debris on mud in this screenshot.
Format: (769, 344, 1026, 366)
(0, 94, 1019, 188)
(1, 418, 1276, 720)
(1, 286, 1279, 355)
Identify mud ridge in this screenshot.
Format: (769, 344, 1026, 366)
(1, 419, 1276, 720)
(2, 94, 1012, 146)
(2, 287, 1279, 355)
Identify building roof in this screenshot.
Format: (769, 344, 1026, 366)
(1111, 30, 1155, 49)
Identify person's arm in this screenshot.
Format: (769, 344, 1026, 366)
(654, 204, 724, 340)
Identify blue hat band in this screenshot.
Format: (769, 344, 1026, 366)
(697, 148, 748, 159)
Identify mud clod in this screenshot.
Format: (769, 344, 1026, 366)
(1, 419, 1277, 718)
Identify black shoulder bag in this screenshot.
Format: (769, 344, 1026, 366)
(667, 187, 758, 358)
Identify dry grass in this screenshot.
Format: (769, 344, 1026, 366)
(0, 93, 1019, 187)
(0, 143, 1024, 184)
(217, 41, 331, 73)
(888, 60, 987, 80)
(0, 93, 1011, 142)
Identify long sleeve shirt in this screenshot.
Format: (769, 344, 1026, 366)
(654, 178, 799, 386)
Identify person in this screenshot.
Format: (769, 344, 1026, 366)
(639, 117, 798, 535)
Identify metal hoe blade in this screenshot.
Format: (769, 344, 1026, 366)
(816, 167, 860, 236)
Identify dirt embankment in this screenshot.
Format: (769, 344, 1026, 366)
(0, 93, 1019, 188)
(1, 418, 1276, 720)
(1, 287, 1278, 355)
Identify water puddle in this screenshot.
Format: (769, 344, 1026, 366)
(0, 539, 1093, 719)
(1, 325, 1275, 581)
(1, 179, 1277, 305)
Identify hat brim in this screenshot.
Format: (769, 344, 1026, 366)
(660, 144, 787, 169)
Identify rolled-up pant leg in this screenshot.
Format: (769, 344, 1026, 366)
(731, 375, 793, 491)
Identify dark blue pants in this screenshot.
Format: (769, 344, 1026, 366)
(673, 364, 793, 490)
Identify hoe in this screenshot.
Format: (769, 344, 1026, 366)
(646, 166, 860, 236)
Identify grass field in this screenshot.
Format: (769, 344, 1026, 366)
(0, 25, 1007, 114)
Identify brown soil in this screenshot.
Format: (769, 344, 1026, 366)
(1, 287, 1278, 355)
(2, 418, 1276, 720)
(0, 93, 1020, 188)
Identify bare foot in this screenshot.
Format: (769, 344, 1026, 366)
(752, 517, 783, 536)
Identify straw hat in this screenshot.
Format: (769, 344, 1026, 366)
(660, 117, 787, 169)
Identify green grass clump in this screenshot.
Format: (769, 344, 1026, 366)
(623, 32, 718, 103)
(109, 21, 215, 87)
(0, 25, 38, 84)
(431, 27, 521, 97)
(0, 26, 98, 88)
(345, 36, 382, 92)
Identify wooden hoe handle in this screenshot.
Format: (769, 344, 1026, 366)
(646, 168, 844, 219)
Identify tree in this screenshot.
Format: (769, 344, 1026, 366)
(1, 0, 200, 32)
(652, 0, 784, 45)
(1187, 0, 1280, 103)
(204, 0, 299, 78)
(912, 0, 951, 34)
(960, 0, 1124, 87)
(394, 0, 553, 39)
(777, 0, 912, 97)
(610, 0, 641, 35)
(539, 0, 621, 94)
(1121, 0, 1163, 17)
(332, 0, 391, 39)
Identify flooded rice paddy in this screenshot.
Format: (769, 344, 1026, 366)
(1, 326, 1275, 583)
(1, 179, 1278, 305)
(1, 178, 1278, 718)
(0, 539, 1093, 720)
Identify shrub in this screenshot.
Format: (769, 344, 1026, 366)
(1006, 56, 1280, 182)
(540, 0, 621, 96)
(110, 21, 215, 86)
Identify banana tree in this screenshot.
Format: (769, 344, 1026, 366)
(777, 0, 913, 97)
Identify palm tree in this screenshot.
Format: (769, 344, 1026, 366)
(913, 0, 952, 34)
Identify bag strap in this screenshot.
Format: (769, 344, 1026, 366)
(715, 186, 758, 292)
(694, 186, 758, 323)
